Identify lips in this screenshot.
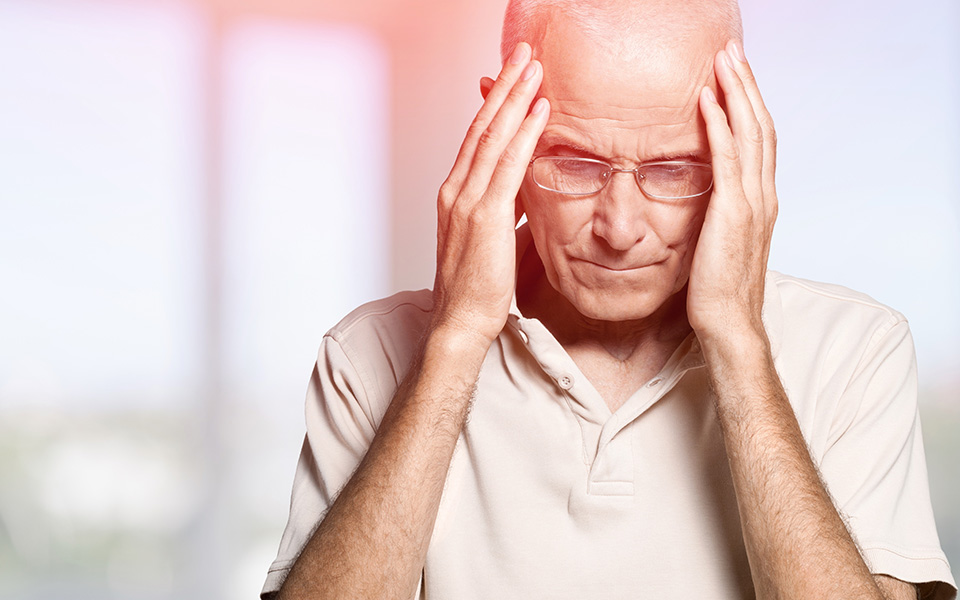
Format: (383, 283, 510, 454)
(579, 258, 662, 272)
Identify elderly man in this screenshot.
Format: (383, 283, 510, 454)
(262, 0, 955, 598)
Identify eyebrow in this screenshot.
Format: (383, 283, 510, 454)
(536, 133, 708, 163)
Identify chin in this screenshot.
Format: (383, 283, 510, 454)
(566, 286, 674, 323)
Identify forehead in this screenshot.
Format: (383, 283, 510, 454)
(532, 12, 720, 161)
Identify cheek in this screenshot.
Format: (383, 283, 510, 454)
(520, 183, 595, 293)
(649, 199, 708, 250)
(521, 182, 589, 250)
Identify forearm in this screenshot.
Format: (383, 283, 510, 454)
(703, 331, 883, 600)
(277, 327, 489, 600)
(276, 41, 545, 599)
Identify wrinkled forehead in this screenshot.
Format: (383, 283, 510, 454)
(529, 9, 723, 158)
(528, 4, 726, 94)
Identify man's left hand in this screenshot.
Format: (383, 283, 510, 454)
(690, 43, 895, 600)
(687, 40, 778, 348)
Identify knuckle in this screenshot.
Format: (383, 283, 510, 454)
(492, 69, 512, 89)
(497, 145, 522, 169)
(465, 207, 488, 228)
(746, 124, 764, 145)
(451, 186, 477, 213)
(438, 180, 456, 200)
(505, 79, 532, 103)
(721, 144, 741, 163)
(477, 128, 503, 151)
(438, 181, 458, 209)
(465, 120, 488, 143)
(760, 116, 777, 141)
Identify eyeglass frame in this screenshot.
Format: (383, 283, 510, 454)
(527, 156, 714, 200)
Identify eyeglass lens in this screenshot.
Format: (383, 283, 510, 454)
(531, 157, 712, 198)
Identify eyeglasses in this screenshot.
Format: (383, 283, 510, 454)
(528, 156, 714, 199)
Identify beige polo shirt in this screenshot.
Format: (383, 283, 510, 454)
(262, 260, 956, 598)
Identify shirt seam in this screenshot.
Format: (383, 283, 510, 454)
(775, 278, 904, 321)
(324, 293, 432, 424)
(830, 316, 909, 446)
(860, 544, 953, 565)
(267, 558, 296, 573)
(850, 315, 906, 382)
(330, 292, 432, 340)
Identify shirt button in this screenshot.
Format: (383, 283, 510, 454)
(558, 375, 574, 389)
(647, 377, 663, 387)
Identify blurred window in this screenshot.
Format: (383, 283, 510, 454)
(0, 2, 388, 599)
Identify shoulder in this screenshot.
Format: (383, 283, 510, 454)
(766, 273, 920, 459)
(766, 271, 915, 393)
(327, 288, 433, 346)
(767, 271, 907, 345)
(319, 289, 434, 407)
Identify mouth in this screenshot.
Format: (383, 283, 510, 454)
(578, 258, 662, 272)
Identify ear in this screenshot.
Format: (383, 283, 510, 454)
(480, 76, 495, 100)
(514, 191, 526, 226)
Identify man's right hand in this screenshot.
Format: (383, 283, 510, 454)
(275, 44, 548, 600)
(430, 42, 549, 348)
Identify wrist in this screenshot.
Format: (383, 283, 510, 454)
(390, 324, 493, 432)
(694, 313, 767, 357)
(422, 323, 494, 373)
(427, 294, 508, 353)
(699, 327, 777, 397)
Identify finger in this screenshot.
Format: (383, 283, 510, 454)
(699, 86, 746, 210)
(726, 40, 777, 205)
(445, 43, 533, 195)
(480, 76, 495, 100)
(482, 98, 550, 215)
(458, 60, 543, 204)
(714, 49, 763, 203)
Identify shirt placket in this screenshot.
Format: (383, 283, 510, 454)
(513, 314, 706, 497)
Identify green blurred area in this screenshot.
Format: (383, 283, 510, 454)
(0, 409, 280, 600)
(921, 390, 960, 572)
(1, 393, 956, 599)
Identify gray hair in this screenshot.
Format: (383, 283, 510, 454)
(500, 0, 743, 63)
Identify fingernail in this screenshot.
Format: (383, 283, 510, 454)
(720, 50, 735, 71)
(510, 42, 529, 65)
(531, 97, 548, 115)
(702, 86, 717, 104)
(521, 60, 538, 82)
(730, 40, 746, 63)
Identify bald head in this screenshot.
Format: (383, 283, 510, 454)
(500, 0, 742, 64)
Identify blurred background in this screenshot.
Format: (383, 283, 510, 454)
(0, 0, 957, 598)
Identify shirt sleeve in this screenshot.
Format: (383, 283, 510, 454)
(260, 334, 378, 599)
(818, 318, 956, 599)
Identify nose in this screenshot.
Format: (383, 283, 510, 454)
(591, 170, 649, 252)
